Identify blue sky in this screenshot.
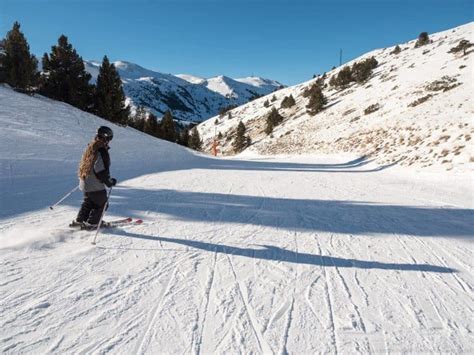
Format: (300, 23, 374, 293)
(1, 0, 472, 85)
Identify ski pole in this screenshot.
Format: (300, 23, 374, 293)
(49, 185, 79, 210)
(91, 187, 113, 245)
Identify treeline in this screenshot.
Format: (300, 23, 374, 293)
(0, 22, 201, 149)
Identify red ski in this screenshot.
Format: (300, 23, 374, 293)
(70, 217, 143, 230)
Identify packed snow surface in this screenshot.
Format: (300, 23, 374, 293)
(0, 80, 473, 352)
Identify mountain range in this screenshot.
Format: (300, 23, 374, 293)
(84, 60, 284, 124)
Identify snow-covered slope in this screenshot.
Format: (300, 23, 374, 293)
(198, 22, 474, 171)
(0, 84, 198, 218)
(85, 61, 283, 124)
(0, 85, 473, 353)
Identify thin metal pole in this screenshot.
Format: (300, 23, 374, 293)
(49, 185, 79, 210)
(91, 187, 113, 245)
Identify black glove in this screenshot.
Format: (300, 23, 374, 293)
(105, 177, 117, 187)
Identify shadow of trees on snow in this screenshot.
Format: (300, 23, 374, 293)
(106, 231, 457, 273)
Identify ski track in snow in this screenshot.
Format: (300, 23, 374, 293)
(1, 159, 473, 353)
(1, 140, 473, 353)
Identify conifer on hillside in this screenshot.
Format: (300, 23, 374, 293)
(1, 22, 38, 91)
(144, 113, 160, 138)
(280, 94, 296, 109)
(415, 32, 430, 48)
(265, 107, 283, 134)
(178, 127, 190, 147)
(328, 66, 353, 88)
(41, 35, 94, 111)
(129, 105, 147, 131)
(265, 116, 274, 135)
(160, 110, 177, 142)
(233, 121, 250, 153)
(95, 55, 129, 124)
(188, 127, 202, 151)
(351, 56, 378, 83)
(391, 45, 401, 55)
(0, 39, 5, 83)
(305, 84, 327, 115)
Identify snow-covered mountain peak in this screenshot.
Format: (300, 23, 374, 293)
(175, 74, 206, 84)
(84, 60, 284, 123)
(113, 61, 163, 80)
(235, 76, 283, 89)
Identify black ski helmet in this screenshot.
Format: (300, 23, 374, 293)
(97, 126, 113, 140)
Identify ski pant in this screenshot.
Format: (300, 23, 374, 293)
(76, 190, 108, 224)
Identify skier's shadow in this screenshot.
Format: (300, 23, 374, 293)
(109, 230, 456, 273)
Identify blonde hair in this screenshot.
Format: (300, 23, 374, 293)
(78, 137, 106, 180)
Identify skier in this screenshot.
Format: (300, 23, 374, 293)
(71, 126, 117, 229)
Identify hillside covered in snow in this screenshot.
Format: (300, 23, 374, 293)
(0, 84, 473, 353)
(198, 22, 473, 171)
(85, 60, 283, 124)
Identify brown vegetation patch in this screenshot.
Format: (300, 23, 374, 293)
(425, 76, 460, 92)
(342, 108, 357, 117)
(364, 103, 380, 115)
(408, 94, 433, 107)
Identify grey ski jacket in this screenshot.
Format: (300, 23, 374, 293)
(79, 147, 111, 192)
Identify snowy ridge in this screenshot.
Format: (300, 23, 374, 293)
(85, 61, 283, 124)
(0, 84, 473, 353)
(198, 22, 474, 171)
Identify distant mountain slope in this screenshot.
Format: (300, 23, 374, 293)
(197, 22, 474, 171)
(85, 61, 283, 124)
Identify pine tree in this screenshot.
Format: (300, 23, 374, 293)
(130, 106, 147, 131)
(391, 45, 401, 55)
(280, 94, 296, 108)
(265, 116, 274, 135)
(305, 84, 327, 115)
(329, 66, 352, 88)
(160, 110, 177, 142)
(265, 107, 283, 134)
(1, 22, 38, 91)
(0, 39, 6, 83)
(144, 113, 160, 137)
(270, 107, 283, 125)
(95, 55, 129, 124)
(188, 127, 202, 151)
(415, 32, 430, 48)
(233, 121, 249, 153)
(40, 35, 94, 111)
(351, 57, 378, 83)
(178, 128, 190, 147)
